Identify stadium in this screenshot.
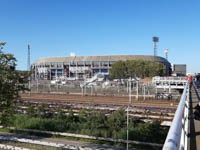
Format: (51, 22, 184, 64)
(32, 54, 171, 80)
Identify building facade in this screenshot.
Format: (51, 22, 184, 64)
(32, 55, 171, 80)
(172, 64, 187, 76)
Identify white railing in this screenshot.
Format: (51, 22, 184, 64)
(152, 76, 186, 82)
(152, 76, 187, 89)
(162, 81, 189, 150)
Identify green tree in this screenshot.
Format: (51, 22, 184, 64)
(143, 61, 150, 78)
(109, 60, 127, 80)
(107, 108, 126, 138)
(126, 60, 136, 78)
(110, 59, 167, 79)
(55, 108, 65, 120)
(27, 106, 36, 118)
(157, 62, 166, 76)
(134, 59, 145, 78)
(149, 62, 166, 77)
(0, 42, 29, 125)
(78, 109, 87, 123)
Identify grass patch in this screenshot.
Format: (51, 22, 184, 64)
(1, 108, 167, 150)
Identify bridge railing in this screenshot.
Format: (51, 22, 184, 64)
(162, 81, 189, 150)
(152, 76, 187, 82)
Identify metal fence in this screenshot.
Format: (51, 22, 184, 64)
(27, 80, 157, 97)
(162, 81, 189, 150)
(25, 79, 181, 101)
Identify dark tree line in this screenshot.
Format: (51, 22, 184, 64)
(109, 59, 166, 79)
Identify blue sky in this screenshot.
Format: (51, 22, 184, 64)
(1, 0, 200, 73)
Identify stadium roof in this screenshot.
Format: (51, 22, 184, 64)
(33, 55, 170, 65)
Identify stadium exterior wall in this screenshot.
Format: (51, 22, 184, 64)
(31, 55, 171, 80)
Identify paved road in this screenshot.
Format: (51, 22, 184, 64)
(188, 86, 200, 150)
(0, 132, 138, 150)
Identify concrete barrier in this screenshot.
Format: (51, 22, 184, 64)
(8, 127, 162, 147)
(0, 143, 32, 150)
(0, 135, 93, 150)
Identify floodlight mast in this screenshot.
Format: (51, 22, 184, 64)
(27, 44, 30, 71)
(27, 44, 31, 95)
(164, 49, 168, 60)
(152, 37, 159, 57)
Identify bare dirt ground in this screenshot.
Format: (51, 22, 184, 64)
(20, 93, 178, 108)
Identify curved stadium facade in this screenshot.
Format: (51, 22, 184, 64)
(32, 55, 171, 80)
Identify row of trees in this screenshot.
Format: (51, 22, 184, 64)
(11, 107, 168, 144)
(109, 60, 166, 79)
(0, 42, 29, 125)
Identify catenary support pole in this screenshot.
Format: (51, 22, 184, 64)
(127, 79, 131, 150)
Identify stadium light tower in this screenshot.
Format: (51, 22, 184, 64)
(27, 44, 31, 94)
(164, 49, 168, 60)
(152, 36, 159, 56)
(27, 44, 30, 71)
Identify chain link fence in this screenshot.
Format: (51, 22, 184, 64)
(25, 80, 181, 100)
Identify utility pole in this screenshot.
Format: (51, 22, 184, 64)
(127, 78, 132, 150)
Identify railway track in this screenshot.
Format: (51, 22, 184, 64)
(20, 93, 178, 108)
(18, 93, 178, 122)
